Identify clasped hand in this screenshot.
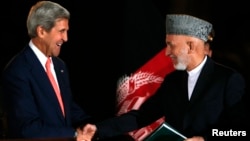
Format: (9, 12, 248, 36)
(76, 124, 97, 141)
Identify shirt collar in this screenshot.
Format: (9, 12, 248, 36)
(29, 40, 48, 70)
(187, 56, 207, 76)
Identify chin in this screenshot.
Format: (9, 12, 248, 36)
(174, 64, 187, 70)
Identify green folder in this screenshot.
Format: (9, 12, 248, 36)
(143, 122, 187, 141)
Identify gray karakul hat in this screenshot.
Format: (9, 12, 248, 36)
(165, 14, 213, 42)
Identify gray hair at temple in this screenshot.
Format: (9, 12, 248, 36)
(26, 1, 70, 38)
(165, 14, 213, 42)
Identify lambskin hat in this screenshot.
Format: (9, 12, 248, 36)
(165, 14, 213, 42)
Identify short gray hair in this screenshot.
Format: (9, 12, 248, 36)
(27, 1, 70, 38)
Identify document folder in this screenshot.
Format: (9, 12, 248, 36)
(143, 122, 187, 141)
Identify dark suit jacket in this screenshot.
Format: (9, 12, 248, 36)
(95, 57, 248, 140)
(2, 45, 91, 138)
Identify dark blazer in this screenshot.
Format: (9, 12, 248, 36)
(95, 57, 248, 140)
(2, 45, 91, 138)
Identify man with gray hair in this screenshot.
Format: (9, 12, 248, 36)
(77, 14, 247, 141)
(2, 1, 93, 139)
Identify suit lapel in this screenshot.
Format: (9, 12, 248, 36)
(52, 58, 70, 120)
(24, 47, 66, 121)
(189, 57, 214, 104)
(183, 57, 215, 130)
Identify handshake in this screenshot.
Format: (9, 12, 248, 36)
(76, 124, 97, 141)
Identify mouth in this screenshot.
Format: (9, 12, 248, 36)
(56, 43, 62, 47)
(169, 55, 175, 60)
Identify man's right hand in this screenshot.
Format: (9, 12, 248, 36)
(76, 124, 97, 141)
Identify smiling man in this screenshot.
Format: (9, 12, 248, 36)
(2, 1, 93, 139)
(77, 14, 248, 141)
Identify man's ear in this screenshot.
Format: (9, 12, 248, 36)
(37, 25, 45, 37)
(187, 41, 194, 53)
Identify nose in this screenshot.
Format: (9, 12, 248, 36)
(63, 32, 68, 42)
